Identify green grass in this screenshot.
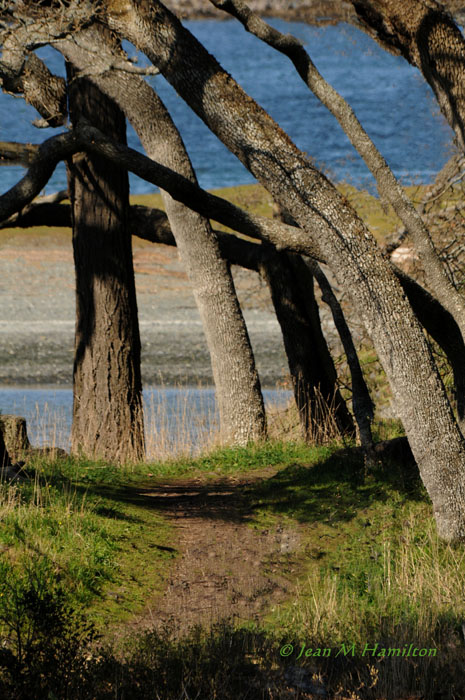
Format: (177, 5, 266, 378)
(0, 442, 331, 632)
(0, 456, 174, 627)
(2, 431, 465, 698)
(146, 439, 334, 479)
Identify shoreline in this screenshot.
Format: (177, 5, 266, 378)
(0, 183, 421, 391)
(165, 0, 465, 25)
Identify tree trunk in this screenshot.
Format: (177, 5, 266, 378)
(106, 0, 465, 540)
(259, 248, 355, 441)
(67, 66, 145, 463)
(62, 33, 266, 445)
(308, 260, 375, 453)
(0, 415, 31, 463)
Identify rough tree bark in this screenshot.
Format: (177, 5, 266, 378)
(210, 0, 465, 349)
(349, 0, 465, 150)
(0, 426, 11, 468)
(67, 66, 145, 463)
(259, 248, 355, 441)
(0, 51, 67, 127)
(104, 0, 465, 540)
(60, 30, 266, 445)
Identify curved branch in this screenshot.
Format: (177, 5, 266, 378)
(349, 0, 465, 151)
(0, 124, 323, 260)
(0, 130, 82, 222)
(0, 52, 67, 127)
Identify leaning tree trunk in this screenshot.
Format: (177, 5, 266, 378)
(66, 66, 145, 463)
(106, 0, 465, 541)
(349, 0, 465, 151)
(61, 33, 266, 445)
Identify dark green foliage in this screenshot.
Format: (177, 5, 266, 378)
(0, 560, 96, 700)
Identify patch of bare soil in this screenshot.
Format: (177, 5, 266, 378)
(127, 468, 301, 636)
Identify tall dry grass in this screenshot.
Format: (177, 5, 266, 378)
(143, 386, 220, 460)
(273, 506, 465, 644)
(3, 385, 306, 462)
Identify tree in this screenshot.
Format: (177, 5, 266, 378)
(104, 0, 465, 541)
(0, 21, 145, 463)
(59, 26, 267, 445)
(1, 10, 267, 450)
(2, 0, 465, 540)
(66, 65, 145, 463)
(259, 249, 356, 441)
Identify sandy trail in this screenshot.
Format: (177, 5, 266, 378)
(126, 468, 301, 636)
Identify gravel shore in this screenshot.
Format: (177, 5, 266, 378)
(0, 228, 292, 388)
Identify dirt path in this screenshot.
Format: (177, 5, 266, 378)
(128, 468, 302, 636)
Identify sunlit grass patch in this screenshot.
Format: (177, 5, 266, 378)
(0, 460, 175, 626)
(144, 439, 338, 480)
(243, 449, 465, 661)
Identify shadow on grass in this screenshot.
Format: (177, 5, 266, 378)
(29, 442, 427, 530)
(244, 445, 426, 525)
(1, 616, 463, 700)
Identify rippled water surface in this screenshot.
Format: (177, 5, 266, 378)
(0, 387, 291, 454)
(0, 20, 454, 194)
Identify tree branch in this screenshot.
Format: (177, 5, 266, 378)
(0, 124, 321, 259)
(348, 0, 465, 151)
(0, 140, 39, 166)
(0, 52, 67, 127)
(210, 0, 465, 344)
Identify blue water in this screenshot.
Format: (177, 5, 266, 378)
(0, 20, 454, 196)
(0, 387, 291, 452)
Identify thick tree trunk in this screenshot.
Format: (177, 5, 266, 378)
(0, 415, 31, 463)
(259, 249, 355, 441)
(67, 66, 145, 463)
(211, 0, 465, 347)
(106, 0, 465, 540)
(62, 34, 266, 445)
